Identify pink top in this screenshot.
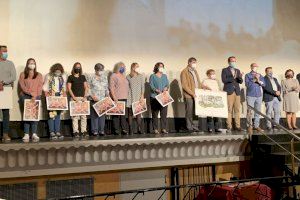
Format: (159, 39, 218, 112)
(109, 73, 129, 100)
(19, 72, 43, 97)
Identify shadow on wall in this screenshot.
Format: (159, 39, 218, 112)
(166, 0, 300, 60)
(66, 0, 117, 55)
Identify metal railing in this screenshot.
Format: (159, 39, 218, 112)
(247, 104, 300, 197)
(47, 176, 297, 200)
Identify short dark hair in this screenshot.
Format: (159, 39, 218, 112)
(188, 57, 197, 63)
(0, 45, 7, 49)
(153, 62, 164, 73)
(72, 62, 82, 75)
(227, 56, 236, 62)
(50, 63, 64, 74)
(285, 69, 294, 78)
(265, 67, 272, 73)
(94, 63, 104, 71)
(206, 69, 215, 76)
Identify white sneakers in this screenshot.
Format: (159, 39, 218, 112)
(22, 134, 30, 142)
(32, 133, 40, 142)
(22, 133, 40, 143)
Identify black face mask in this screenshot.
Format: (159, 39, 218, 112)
(74, 68, 81, 74)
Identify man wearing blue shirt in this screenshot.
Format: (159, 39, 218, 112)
(245, 63, 265, 134)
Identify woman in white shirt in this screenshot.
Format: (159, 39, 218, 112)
(202, 69, 222, 133)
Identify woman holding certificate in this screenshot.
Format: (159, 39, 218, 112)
(18, 58, 43, 142)
(87, 63, 109, 136)
(127, 63, 145, 135)
(149, 62, 169, 134)
(67, 62, 89, 138)
(109, 62, 129, 135)
(43, 63, 67, 140)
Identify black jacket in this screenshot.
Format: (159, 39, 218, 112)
(262, 75, 281, 102)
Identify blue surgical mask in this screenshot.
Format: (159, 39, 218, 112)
(229, 62, 236, 68)
(268, 72, 273, 77)
(119, 66, 125, 74)
(1, 52, 8, 60)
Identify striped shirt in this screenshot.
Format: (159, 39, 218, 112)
(126, 73, 145, 107)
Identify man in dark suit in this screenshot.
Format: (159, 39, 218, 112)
(221, 56, 244, 133)
(263, 67, 281, 131)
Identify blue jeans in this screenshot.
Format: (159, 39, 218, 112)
(90, 101, 105, 133)
(19, 95, 40, 134)
(48, 111, 61, 133)
(0, 109, 9, 135)
(265, 98, 280, 129)
(48, 93, 62, 133)
(246, 96, 262, 128)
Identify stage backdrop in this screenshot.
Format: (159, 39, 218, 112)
(0, 0, 299, 121)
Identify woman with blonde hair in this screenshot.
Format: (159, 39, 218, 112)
(109, 62, 129, 135)
(127, 63, 145, 134)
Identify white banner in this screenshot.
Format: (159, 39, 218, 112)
(195, 89, 228, 118)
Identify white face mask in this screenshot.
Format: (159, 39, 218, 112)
(28, 64, 36, 70)
(210, 74, 216, 79)
(252, 67, 258, 72)
(191, 63, 197, 68)
(158, 67, 164, 73)
(134, 67, 140, 73)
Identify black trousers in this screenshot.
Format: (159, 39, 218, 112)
(150, 97, 168, 131)
(112, 99, 128, 134)
(207, 117, 220, 130)
(128, 108, 144, 133)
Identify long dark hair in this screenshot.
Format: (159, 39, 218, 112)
(71, 62, 82, 75)
(24, 58, 38, 79)
(153, 62, 164, 74)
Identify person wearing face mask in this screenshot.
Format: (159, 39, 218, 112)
(245, 63, 265, 134)
(149, 62, 169, 134)
(180, 57, 206, 133)
(87, 63, 109, 136)
(262, 67, 281, 131)
(281, 69, 300, 130)
(18, 58, 43, 142)
(67, 62, 89, 138)
(127, 63, 145, 135)
(0, 45, 16, 142)
(202, 69, 222, 133)
(43, 63, 67, 140)
(221, 56, 244, 133)
(109, 62, 129, 135)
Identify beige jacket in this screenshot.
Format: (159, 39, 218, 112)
(180, 66, 201, 98)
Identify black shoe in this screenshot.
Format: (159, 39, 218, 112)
(235, 127, 244, 132)
(208, 129, 213, 133)
(215, 129, 222, 133)
(138, 130, 145, 134)
(99, 132, 105, 136)
(73, 132, 80, 138)
(82, 132, 89, 138)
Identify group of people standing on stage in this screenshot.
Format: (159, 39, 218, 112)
(0, 45, 299, 142)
